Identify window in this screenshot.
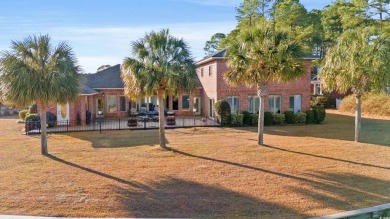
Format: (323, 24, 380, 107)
(289, 95, 301, 112)
(269, 95, 281, 114)
(289, 96, 295, 111)
(182, 95, 190, 110)
(107, 95, 117, 112)
(248, 96, 260, 113)
(173, 98, 179, 110)
(119, 96, 126, 112)
(226, 96, 240, 113)
(209, 65, 213, 76)
(201, 68, 204, 77)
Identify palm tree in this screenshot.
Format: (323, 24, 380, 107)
(0, 35, 81, 154)
(122, 29, 197, 150)
(320, 29, 390, 142)
(225, 20, 304, 145)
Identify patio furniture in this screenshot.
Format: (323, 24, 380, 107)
(127, 113, 138, 127)
(166, 111, 176, 125)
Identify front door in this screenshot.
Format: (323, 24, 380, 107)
(57, 103, 69, 125)
(96, 98, 104, 118)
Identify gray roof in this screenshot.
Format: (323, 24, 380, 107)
(80, 84, 98, 95)
(81, 64, 124, 89)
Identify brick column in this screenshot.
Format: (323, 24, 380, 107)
(80, 96, 86, 126)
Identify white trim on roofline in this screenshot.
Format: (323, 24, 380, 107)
(196, 57, 227, 65)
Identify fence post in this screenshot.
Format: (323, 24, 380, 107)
(144, 119, 146, 130)
(67, 120, 69, 132)
(99, 119, 102, 134)
(118, 118, 121, 130)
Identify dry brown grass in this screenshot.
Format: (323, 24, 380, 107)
(0, 112, 390, 218)
(339, 94, 390, 117)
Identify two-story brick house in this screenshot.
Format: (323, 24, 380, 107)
(196, 49, 317, 117)
(40, 49, 317, 126)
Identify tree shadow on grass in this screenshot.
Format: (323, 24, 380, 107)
(115, 177, 307, 218)
(61, 129, 162, 148)
(262, 144, 390, 171)
(291, 171, 390, 213)
(44, 154, 307, 218)
(171, 149, 390, 215)
(242, 113, 390, 146)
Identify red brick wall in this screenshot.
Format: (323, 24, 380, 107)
(196, 59, 313, 113)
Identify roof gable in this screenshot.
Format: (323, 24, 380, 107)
(81, 64, 124, 89)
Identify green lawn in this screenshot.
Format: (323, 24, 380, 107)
(0, 112, 389, 218)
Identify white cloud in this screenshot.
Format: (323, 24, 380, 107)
(48, 21, 236, 73)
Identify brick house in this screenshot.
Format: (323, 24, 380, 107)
(40, 49, 317, 125)
(196, 49, 318, 117)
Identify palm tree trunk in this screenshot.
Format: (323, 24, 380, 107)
(158, 90, 168, 149)
(40, 105, 48, 155)
(257, 85, 268, 145)
(355, 94, 362, 142)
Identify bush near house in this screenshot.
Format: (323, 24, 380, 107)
(339, 93, 390, 117)
(230, 112, 244, 127)
(19, 110, 29, 121)
(264, 112, 273, 126)
(25, 113, 39, 122)
(284, 111, 295, 124)
(305, 110, 314, 124)
(273, 113, 285, 125)
(242, 111, 252, 126)
(294, 112, 307, 123)
(215, 100, 231, 126)
(311, 95, 336, 109)
(251, 114, 258, 126)
(312, 106, 326, 124)
(28, 103, 37, 114)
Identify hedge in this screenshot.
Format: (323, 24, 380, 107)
(215, 100, 231, 126)
(273, 113, 285, 125)
(19, 110, 29, 121)
(312, 105, 326, 124)
(230, 113, 244, 126)
(284, 111, 295, 124)
(294, 112, 307, 123)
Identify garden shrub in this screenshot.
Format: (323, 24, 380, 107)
(215, 100, 231, 126)
(29, 103, 37, 114)
(230, 112, 244, 126)
(311, 95, 336, 108)
(264, 112, 273, 126)
(294, 112, 307, 123)
(242, 111, 252, 126)
(305, 110, 314, 124)
(312, 105, 326, 124)
(284, 111, 295, 124)
(19, 110, 29, 121)
(251, 114, 258, 126)
(25, 113, 39, 122)
(273, 113, 285, 125)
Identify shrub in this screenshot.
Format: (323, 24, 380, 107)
(284, 111, 295, 124)
(273, 113, 285, 125)
(19, 110, 29, 121)
(215, 100, 231, 126)
(264, 112, 273, 126)
(230, 112, 244, 127)
(251, 114, 258, 126)
(25, 113, 39, 122)
(305, 110, 314, 124)
(29, 103, 37, 114)
(242, 111, 252, 126)
(311, 95, 336, 108)
(312, 105, 326, 124)
(294, 112, 307, 123)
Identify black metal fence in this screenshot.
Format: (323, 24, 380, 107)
(25, 116, 220, 135)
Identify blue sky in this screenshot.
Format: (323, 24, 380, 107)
(0, 0, 333, 73)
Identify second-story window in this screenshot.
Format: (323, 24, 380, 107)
(209, 65, 213, 76)
(201, 68, 204, 77)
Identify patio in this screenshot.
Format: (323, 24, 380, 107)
(26, 116, 220, 134)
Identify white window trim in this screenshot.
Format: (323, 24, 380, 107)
(269, 95, 281, 114)
(106, 95, 118, 113)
